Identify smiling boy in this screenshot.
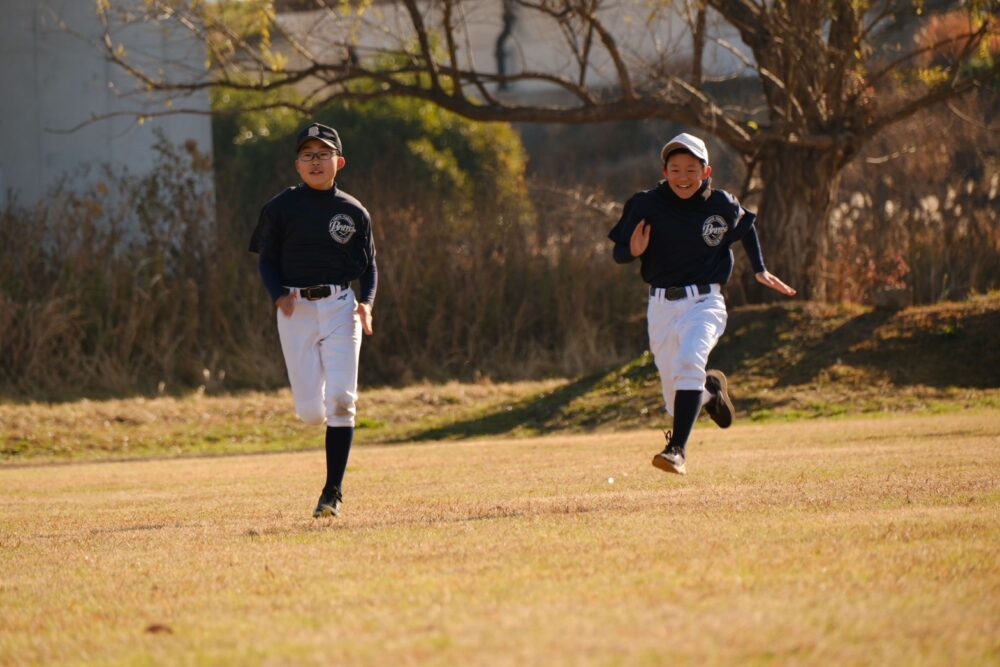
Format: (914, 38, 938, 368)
(608, 132, 795, 475)
(249, 123, 377, 516)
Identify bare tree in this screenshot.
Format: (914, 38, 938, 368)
(96, 0, 998, 297)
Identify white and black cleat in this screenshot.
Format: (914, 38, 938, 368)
(704, 369, 734, 429)
(652, 445, 687, 475)
(313, 487, 343, 518)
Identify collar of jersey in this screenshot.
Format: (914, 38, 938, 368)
(655, 179, 711, 205)
(300, 182, 339, 196)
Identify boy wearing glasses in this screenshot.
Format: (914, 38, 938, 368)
(249, 122, 378, 518)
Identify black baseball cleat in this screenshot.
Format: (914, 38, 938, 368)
(651, 430, 686, 475)
(312, 486, 343, 518)
(704, 369, 734, 429)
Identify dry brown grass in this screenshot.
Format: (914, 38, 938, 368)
(0, 380, 565, 462)
(2, 412, 998, 665)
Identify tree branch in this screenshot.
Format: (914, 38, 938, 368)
(870, 78, 980, 135)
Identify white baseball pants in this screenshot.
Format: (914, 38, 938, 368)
(276, 286, 362, 427)
(647, 284, 727, 416)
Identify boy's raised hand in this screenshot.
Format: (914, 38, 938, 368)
(755, 271, 797, 297)
(630, 221, 651, 257)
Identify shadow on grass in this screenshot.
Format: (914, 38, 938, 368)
(774, 309, 896, 386)
(852, 310, 1000, 388)
(397, 370, 612, 441)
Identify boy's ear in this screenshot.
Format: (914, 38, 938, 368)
(337, 155, 346, 169)
(703, 164, 713, 179)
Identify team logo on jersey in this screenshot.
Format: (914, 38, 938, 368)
(328, 213, 356, 244)
(701, 215, 728, 246)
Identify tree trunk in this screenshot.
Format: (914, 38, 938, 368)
(755, 144, 844, 301)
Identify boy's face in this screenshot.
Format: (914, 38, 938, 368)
(663, 152, 712, 200)
(295, 138, 345, 190)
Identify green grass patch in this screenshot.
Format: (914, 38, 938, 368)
(2, 296, 999, 464)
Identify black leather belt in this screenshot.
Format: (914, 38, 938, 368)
(650, 284, 713, 300)
(298, 283, 348, 300)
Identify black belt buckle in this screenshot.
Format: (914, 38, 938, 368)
(652, 284, 711, 301)
(665, 286, 686, 301)
(300, 285, 332, 300)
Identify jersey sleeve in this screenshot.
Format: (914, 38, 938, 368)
(363, 208, 376, 267)
(715, 191, 767, 273)
(608, 194, 643, 263)
(716, 191, 755, 243)
(740, 222, 766, 274)
(248, 205, 282, 262)
(357, 208, 377, 304)
(608, 195, 641, 244)
(358, 256, 378, 306)
(258, 255, 288, 302)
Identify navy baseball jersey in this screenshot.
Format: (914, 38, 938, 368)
(608, 180, 765, 287)
(249, 184, 377, 303)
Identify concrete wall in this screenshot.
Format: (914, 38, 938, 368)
(0, 0, 213, 208)
(277, 1, 751, 103)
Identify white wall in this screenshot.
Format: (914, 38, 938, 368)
(277, 1, 752, 103)
(0, 0, 213, 209)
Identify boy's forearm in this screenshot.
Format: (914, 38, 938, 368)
(358, 257, 378, 306)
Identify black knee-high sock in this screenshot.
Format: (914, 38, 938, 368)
(669, 390, 703, 453)
(324, 426, 354, 493)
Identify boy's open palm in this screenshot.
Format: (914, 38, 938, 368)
(755, 271, 797, 297)
(630, 221, 651, 257)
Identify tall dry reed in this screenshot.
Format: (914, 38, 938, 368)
(3, 92, 997, 400)
(0, 135, 639, 398)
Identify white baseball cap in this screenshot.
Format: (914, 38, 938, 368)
(660, 133, 709, 164)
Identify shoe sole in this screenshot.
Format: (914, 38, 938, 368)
(651, 454, 686, 475)
(313, 505, 339, 518)
(706, 369, 734, 429)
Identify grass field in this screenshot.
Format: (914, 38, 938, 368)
(2, 411, 998, 665)
(5, 296, 999, 465)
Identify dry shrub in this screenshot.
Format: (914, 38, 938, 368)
(350, 179, 639, 383)
(11, 86, 994, 398)
(1, 123, 643, 398)
(829, 88, 999, 304)
(212, 99, 648, 387)
(0, 137, 273, 399)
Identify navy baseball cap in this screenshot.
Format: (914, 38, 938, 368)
(296, 123, 342, 154)
(661, 132, 708, 164)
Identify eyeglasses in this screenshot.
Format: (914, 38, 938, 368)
(297, 150, 337, 162)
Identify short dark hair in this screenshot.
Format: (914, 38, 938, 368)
(664, 147, 705, 166)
